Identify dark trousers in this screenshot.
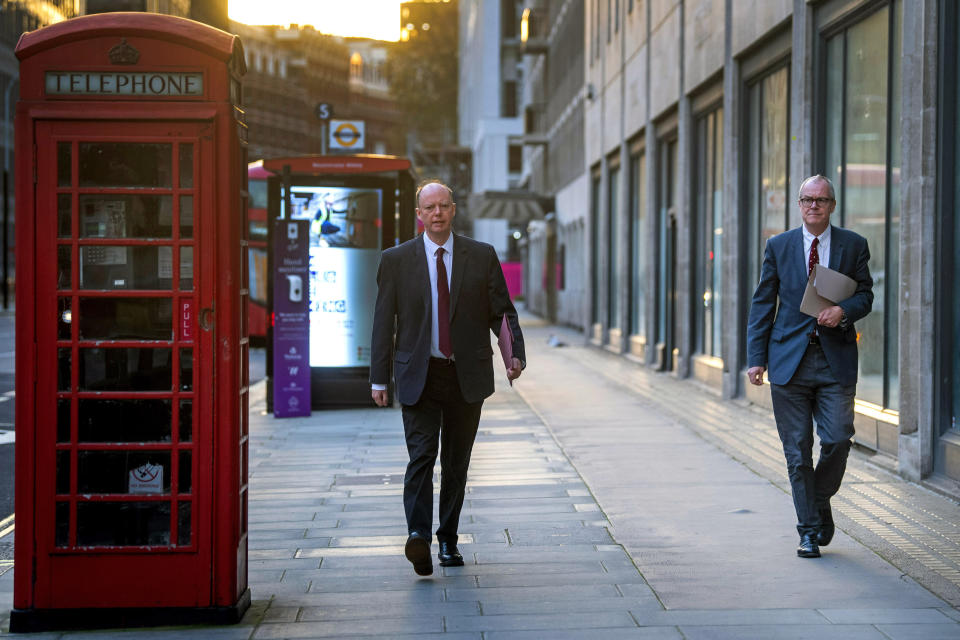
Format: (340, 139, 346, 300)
(401, 358, 483, 546)
(770, 343, 855, 536)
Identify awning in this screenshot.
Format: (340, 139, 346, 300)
(467, 190, 554, 225)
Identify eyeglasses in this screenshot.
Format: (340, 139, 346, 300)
(420, 202, 454, 214)
(799, 197, 834, 208)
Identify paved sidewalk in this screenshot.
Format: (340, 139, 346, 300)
(1, 313, 960, 638)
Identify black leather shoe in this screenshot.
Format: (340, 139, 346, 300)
(438, 541, 464, 567)
(817, 504, 835, 547)
(797, 532, 821, 558)
(404, 532, 433, 576)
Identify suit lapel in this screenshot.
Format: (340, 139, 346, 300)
(828, 225, 844, 271)
(412, 235, 431, 319)
(450, 234, 468, 319)
(789, 228, 806, 283)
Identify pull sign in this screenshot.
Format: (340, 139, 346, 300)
(181, 300, 194, 341)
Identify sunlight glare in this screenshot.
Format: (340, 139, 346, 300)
(229, 0, 403, 41)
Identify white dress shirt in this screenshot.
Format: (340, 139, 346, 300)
(422, 232, 454, 359)
(802, 225, 831, 276)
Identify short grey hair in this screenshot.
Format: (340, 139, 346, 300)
(797, 174, 836, 201)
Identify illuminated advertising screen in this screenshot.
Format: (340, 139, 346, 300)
(286, 185, 382, 368)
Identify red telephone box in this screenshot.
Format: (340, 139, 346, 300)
(12, 14, 249, 631)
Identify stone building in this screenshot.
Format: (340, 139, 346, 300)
(499, 0, 958, 493)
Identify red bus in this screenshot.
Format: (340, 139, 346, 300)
(247, 160, 270, 341)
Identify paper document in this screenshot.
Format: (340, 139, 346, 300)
(799, 263, 857, 318)
(498, 315, 514, 386)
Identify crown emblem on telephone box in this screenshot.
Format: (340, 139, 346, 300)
(109, 38, 140, 65)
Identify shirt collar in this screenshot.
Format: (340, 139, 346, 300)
(802, 224, 831, 244)
(423, 232, 454, 257)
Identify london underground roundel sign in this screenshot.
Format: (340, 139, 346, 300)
(329, 119, 365, 150)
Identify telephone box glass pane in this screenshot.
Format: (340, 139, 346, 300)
(58, 297, 72, 340)
(79, 195, 173, 239)
(78, 399, 172, 442)
(180, 348, 193, 391)
(58, 194, 72, 237)
(77, 502, 171, 546)
(79, 297, 172, 340)
(79, 347, 172, 391)
(56, 450, 70, 494)
(58, 246, 71, 290)
(57, 399, 71, 443)
(179, 144, 194, 188)
(180, 195, 193, 238)
(58, 348, 71, 391)
(179, 451, 191, 493)
(58, 142, 71, 187)
(78, 142, 172, 188)
(179, 400, 192, 442)
(80, 246, 173, 290)
(55, 502, 69, 547)
(178, 502, 191, 546)
(180, 246, 193, 291)
(78, 451, 171, 494)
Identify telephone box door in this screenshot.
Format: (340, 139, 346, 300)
(33, 119, 214, 607)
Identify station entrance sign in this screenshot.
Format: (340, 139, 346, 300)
(329, 119, 365, 150)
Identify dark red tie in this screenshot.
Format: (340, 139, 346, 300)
(808, 237, 820, 340)
(808, 237, 819, 276)
(436, 248, 452, 358)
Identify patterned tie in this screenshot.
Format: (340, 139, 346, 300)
(808, 237, 820, 340)
(808, 237, 819, 276)
(436, 248, 452, 358)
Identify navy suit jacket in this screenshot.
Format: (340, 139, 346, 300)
(747, 225, 873, 387)
(370, 233, 525, 406)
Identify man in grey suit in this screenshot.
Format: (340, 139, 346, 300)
(370, 180, 525, 576)
(747, 175, 873, 558)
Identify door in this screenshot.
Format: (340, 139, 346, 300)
(34, 120, 214, 608)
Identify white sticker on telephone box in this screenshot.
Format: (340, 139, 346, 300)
(129, 463, 163, 494)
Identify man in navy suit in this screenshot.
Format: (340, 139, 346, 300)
(747, 175, 873, 558)
(370, 180, 525, 576)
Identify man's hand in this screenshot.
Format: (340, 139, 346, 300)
(817, 305, 844, 328)
(747, 366, 766, 386)
(507, 357, 523, 381)
(372, 389, 388, 407)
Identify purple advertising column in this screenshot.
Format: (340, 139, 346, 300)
(273, 219, 311, 417)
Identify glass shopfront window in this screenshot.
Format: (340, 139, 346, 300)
(744, 64, 790, 364)
(822, 1, 901, 409)
(745, 66, 790, 296)
(694, 107, 723, 358)
(954, 12, 960, 435)
(942, 0, 960, 436)
(629, 150, 647, 337)
(590, 172, 602, 326)
(607, 164, 621, 330)
(655, 137, 678, 369)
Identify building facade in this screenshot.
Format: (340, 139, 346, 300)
(1, 0, 78, 307)
(512, 0, 958, 492)
(511, 0, 587, 325)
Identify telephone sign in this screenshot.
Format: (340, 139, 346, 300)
(329, 119, 365, 150)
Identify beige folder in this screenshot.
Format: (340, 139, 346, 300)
(800, 263, 857, 318)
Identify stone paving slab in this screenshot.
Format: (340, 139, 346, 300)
(3, 315, 960, 637)
(484, 630, 683, 640)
